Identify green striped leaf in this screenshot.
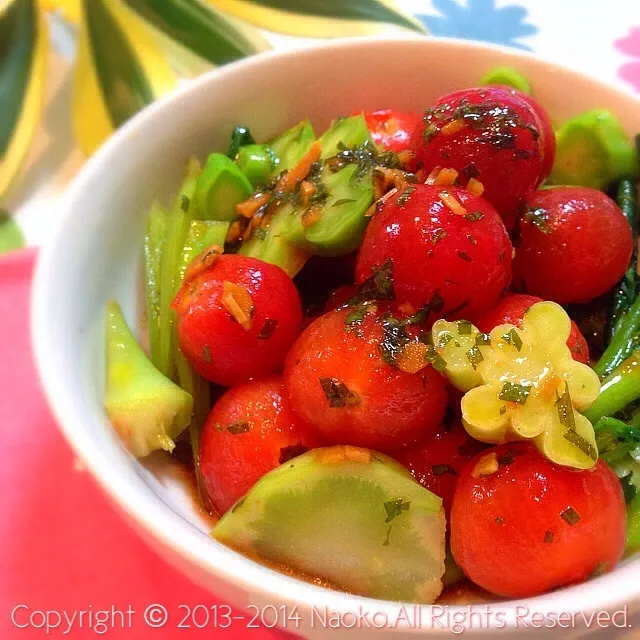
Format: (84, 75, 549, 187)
(209, 0, 426, 37)
(0, 0, 48, 197)
(122, 0, 267, 66)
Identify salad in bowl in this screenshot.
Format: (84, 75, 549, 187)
(102, 65, 640, 606)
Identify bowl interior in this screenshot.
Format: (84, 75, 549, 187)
(33, 37, 640, 624)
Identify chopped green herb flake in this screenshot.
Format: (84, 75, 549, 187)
(621, 473, 637, 504)
(432, 464, 457, 477)
(467, 234, 478, 246)
(543, 530, 554, 543)
(345, 304, 371, 327)
(458, 251, 472, 262)
(397, 186, 416, 207)
(181, 195, 190, 213)
(498, 381, 530, 405)
(431, 228, 448, 245)
(425, 346, 447, 372)
(563, 429, 598, 461)
(227, 422, 251, 435)
(560, 506, 581, 526)
(379, 315, 410, 365)
(555, 387, 576, 431)
(437, 333, 453, 349)
(347, 259, 395, 305)
(461, 163, 480, 180)
(257, 318, 278, 340)
(495, 516, 505, 525)
(465, 211, 484, 222)
(319, 377, 360, 408)
(466, 345, 484, 370)
(524, 207, 551, 234)
(502, 328, 523, 351)
(499, 405, 507, 415)
(383, 498, 411, 523)
(457, 320, 472, 335)
(476, 333, 491, 346)
(497, 451, 516, 466)
(333, 198, 357, 207)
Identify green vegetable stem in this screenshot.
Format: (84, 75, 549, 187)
(586, 351, 640, 423)
(595, 294, 640, 379)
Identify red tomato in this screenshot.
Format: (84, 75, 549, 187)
(450, 443, 626, 598)
(474, 293, 590, 364)
(199, 376, 320, 515)
(173, 254, 302, 386)
(512, 187, 633, 303)
(360, 109, 422, 153)
(324, 285, 357, 313)
(283, 306, 448, 452)
(517, 93, 556, 180)
(411, 87, 544, 227)
(355, 184, 513, 321)
(395, 421, 487, 515)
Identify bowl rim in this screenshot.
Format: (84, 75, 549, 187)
(32, 35, 640, 630)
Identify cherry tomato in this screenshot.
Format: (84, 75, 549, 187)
(173, 254, 302, 386)
(355, 184, 513, 321)
(411, 87, 544, 227)
(517, 93, 556, 180)
(359, 109, 422, 153)
(512, 187, 633, 303)
(324, 285, 357, 313)
(395, 421, 487, 515)
(450, 443, 626, 598)
(474, 293, 590, 364)
(199, 376, 321, 514)
(284, 306, 448, 452)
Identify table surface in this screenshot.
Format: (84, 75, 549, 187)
(2, 1, 640, 638)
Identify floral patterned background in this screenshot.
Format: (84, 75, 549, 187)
(7, 0, 640, 245)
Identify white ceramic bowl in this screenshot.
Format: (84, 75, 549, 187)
(32, 37, 640, 637)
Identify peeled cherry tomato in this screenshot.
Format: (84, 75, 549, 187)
(411, 87, 544, 227)
(512, 187, 633, 303)
(450, 443, 626, 598)
(199, 376, 320, 514)
(395, 421, 486, 515)
(475, 293, 589, 364)
(284, 306, 448, 452)
(360, 109, 421, 153)
(173, 254, 302, 386)
(355, 184, 512, 321)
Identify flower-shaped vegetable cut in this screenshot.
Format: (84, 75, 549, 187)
(457, 302, 601, 469)
(431, 319, 492, 391)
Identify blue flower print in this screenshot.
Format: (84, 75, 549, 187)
(417, 0, 539, 51)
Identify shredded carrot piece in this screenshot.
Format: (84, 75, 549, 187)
(467, 177, 485, 197)
(439, 190, 467, 216)
(396, 150, 413, 168)
(425, 166, 442, 185)
(221, 281, 254, 330)
(276, 140, 322, 192)
(301, 205, 323, 229)
(300, 181, 316, 207)
(440, 118, 466, 136)
(399, 302, 416, 316)
(317, 446, 372, 465)
(396, 341, 428, 374)
(183, 244, 223, 284)
(434, 168, 459, 187)
(226, 221, 244, 244)
(236, 192, 270, 219)
(365, 188, 398, 217)
(472, 452, 499, 478)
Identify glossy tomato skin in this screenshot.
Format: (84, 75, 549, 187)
(512, 187, 633, 304)
(173, 254, 302, 387)
(355, 184, 513, 320)
(283, 306, 448, 452)
(411, 87, 544, 227)
(395, 421, 487, 515)
(474, 293, 590, 364)
(360, 109, 422, 153)
(516, 92, 556, 180)
(199, 376, 321, 515)
(450, 443, 626, 598)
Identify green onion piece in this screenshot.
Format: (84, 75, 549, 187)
(425, 346, 447, 372)
(383, 498, 411, 523)
(457, 320, 472, 335)
(585, 351, 640, 423)
(476, 332, 491, 346)
(498, 381, 530, 405)
(480, 66, 531, 94)
(466, 346, 484, 370)
(560, 507, 581, 526)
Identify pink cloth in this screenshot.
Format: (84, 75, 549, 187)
(0, 248, 292, 639)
